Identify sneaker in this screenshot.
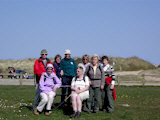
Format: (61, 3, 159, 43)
(76, 111, 81, 118)
(103, 109, 107, 112)
(70, 112, 77, 118)
(34, 109, 39, 115)
(83, 107, 91, 114)
(93, 110, 98, 113)
(45, 111, 51, 116)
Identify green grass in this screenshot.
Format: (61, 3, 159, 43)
(0, 86, 160, 120)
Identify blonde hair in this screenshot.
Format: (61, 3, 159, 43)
(91, 54, 99, 60)
(82, 54, 89, 60)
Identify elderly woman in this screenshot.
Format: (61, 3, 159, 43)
(85, 54, 105, 113)
(70, 63, 90, 118)
(34, 64, 61, 116)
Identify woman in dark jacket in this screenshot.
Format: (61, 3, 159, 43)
(85, 54, 105, 113)
(53, 54, 62, 78)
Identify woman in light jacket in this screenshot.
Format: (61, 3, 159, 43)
(85, 54, 105, 113)
(34, 64, 61, 116)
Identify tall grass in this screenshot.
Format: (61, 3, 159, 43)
(112, 56, 155, 71)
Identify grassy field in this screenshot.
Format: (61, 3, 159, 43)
(0, 86, 160, 120)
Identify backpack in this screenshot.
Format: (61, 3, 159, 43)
(87, 65, 103, 77)
(74, 76, 87, 90)
(43, 75, 56, 84)
(75, 76, 86, 82)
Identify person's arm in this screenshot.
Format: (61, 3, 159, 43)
(73, 60, 77, 76)
(53, 63, 60, 77)
(110, 66, 115, 89)
(71, 77, 81, 94)
(84, 66, 92, 85)
(39, 75, 47, 93)
(84, 66, 89, 76)
(100, 66, 105, 89)
(34, 60, 38, 75)
(78, 86, 89, 93)
(71, 77, 76, 91)
(60, 60, 64, 76)
(53, 74, 62, 89)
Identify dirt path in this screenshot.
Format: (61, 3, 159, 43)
(115, 70, 143, 75)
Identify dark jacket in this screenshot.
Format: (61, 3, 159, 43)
(53, 61, 61, 78)
(60, 58, 77, 77)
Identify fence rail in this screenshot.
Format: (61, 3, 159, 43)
(0, 74, 160, 86)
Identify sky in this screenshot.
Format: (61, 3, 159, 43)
(0, 0, 160, 64)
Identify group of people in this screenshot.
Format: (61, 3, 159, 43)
(33, 49, 116, 118)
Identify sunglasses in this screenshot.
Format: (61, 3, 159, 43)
(42, 54, 48, 55)
(83, 59, 88, 60)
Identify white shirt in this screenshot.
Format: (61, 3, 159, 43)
(71, 76, 89, 90)
(102, 64, 115, 85)
(83, 63, 90, 71)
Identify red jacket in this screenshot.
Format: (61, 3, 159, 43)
(34, 58, 53, 83)
(105, 76, 112, 85)
(106, 76, 116, 100)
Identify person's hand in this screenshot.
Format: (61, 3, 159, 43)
(45, 93, 49, 97)
(41, 72, 44, 76)
(52, 87, 57, 92)
(75, 89, 81, 94)
(101, 85, 104, 89)
(89, 81, 92, 85)
(110, 84, 114, 89)
(60, 70, 64, 76)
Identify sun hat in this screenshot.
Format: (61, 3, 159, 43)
(64, 49, 71, 55)
(41, 49, 48, 55)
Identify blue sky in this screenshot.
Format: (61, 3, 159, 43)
(0, 0, 160, 64)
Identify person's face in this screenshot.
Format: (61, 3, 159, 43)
(65, 54, 70, 59)
(102, 59, 108, 66)
(41, 53, 47, 59)
(76, 68, 83, 76)
(92, 57, 98, 66)
(83, 57, 89, 64)
(47, 67, 52, 75)
(56, 57, 61, 64)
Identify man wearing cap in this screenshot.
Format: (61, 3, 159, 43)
(60, 49, 77, 104)
(33, 49, 52, 110)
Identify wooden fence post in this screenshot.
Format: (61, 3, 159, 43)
(19, 74, 23, 86)
(117, 75, 120, 86)
(141, 74, 145, 86)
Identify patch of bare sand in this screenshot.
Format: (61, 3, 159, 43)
(115, 70, 143, 76)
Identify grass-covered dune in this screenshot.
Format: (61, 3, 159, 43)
(0, 56, 156, 74)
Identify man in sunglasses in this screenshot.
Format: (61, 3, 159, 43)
(33, 49, 52, 111)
